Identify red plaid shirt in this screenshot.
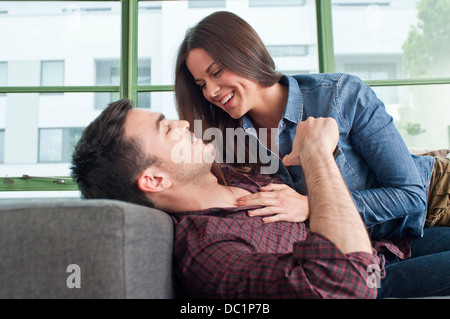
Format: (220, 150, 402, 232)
(169, 164, 410, 299)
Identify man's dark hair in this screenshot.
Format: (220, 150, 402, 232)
(71, 99, 157, 207)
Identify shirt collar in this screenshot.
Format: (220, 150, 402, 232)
(280, 75, 302, 124)
(242, 75, 303, 131)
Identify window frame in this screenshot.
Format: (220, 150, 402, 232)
(0, 61, 6, 96)
(1, 0, 450, 193)
(0, 129, 4, 164)
(0, 0, 448, 100)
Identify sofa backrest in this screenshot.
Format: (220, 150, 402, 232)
(0, 199, 176, 299)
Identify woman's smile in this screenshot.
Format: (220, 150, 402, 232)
(220, 91, 235, 108)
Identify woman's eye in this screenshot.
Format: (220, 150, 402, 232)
(212, 69, 222, 78)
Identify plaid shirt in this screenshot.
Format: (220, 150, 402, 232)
(169, 164, 410, 299)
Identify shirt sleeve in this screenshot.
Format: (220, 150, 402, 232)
(177, 232, 380, 299)
(337, 74, 428, 238)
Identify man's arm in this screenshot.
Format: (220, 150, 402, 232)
(283, 117, 372, 254)
(178, 235, 378, 299)
(175, 117, 378, 298)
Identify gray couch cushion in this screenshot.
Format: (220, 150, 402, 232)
(0, 199, 175, 299)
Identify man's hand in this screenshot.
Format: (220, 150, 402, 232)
(282, 116, 372, 255)
(283, 117, 339, 167)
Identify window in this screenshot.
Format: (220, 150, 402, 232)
(0, 62, 6, 96)
(331, 0, 450, 81)
(137, 0, 318, 86)
(137, 0, 318, 119)
(332, 1, 390, 7)
(0, 1, 121, 87)
(377, 84, 450, 150)
(1, 0, 449, 196)
(95, 59, 120, 109)
(38, 127, 83, 163)
(331, 0, 450, 149)
(62, 6, 112, 13)
(188, 0, 225, 8)
(0, 129, 4, 163)
(40, 60, 64, 86)
(267, 45, 309, 57)
(341, 62, 397, 80)
(137, 58, 151, 108)
(95, 58, 151, 109)
(249, 0, 306, 6)
(40, 60, 64, 95)
(338, 58, 399, 103)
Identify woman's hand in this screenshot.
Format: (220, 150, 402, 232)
(236, 183, 309, 223)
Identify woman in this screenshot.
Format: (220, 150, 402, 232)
(175, 11, 450, 239)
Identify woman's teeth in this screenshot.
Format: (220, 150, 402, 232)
(221, 92, 234, 105)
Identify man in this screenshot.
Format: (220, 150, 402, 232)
(71, 99, 450, 298)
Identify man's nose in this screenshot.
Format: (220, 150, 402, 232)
(175, 120, 190, 130)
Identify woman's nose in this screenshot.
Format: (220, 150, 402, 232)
(206, 82, 220, 100)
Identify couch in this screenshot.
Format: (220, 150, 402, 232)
(0, 149, 448, 299)
(0, 199, 177, 299)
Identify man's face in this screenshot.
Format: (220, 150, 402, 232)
(124, 108, 215, 180)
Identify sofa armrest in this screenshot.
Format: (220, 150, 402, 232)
(0, 199, 175, 299)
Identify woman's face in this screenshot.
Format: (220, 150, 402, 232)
(186, 48, 263, 119)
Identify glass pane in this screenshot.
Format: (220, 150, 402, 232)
(0, 1, 121, 86)
(0, 129, 4, 163)
(138, 0, 318, 87)
(39, 129, 63, 162)
(373, 84, 450, 149)
(136, 91, 178, 120)
(38, 127, 84, 163)
(188, 0, 226, 8)
(0, 62, 7, 86)
(137, 58, 151, 85)
(41, 61, 65, 86)
(0, 62, 6, 97)
(249, 0, 307, 6)
(332, 0, 450, 80)
(0, 92, 104, 178)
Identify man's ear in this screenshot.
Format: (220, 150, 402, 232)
(137, 167, 172, 194)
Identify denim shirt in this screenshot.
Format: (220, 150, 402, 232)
(242, 73, 434, 239)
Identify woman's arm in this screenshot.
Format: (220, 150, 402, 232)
(339, 74, 428, 238)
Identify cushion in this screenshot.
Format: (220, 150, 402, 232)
(0, 199, 175, 299)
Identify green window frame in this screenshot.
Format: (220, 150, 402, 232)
(1, 0, 450, 193)
(0, 129, 4, 164)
